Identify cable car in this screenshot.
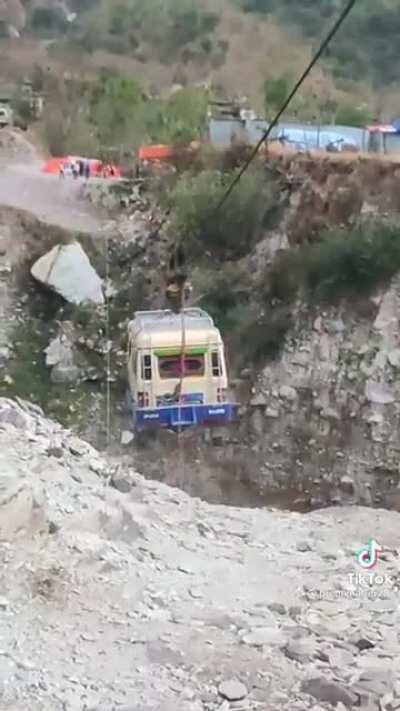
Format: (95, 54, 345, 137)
(126, 309, 236, 430)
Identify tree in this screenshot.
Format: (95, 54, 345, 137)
(264, 76, 290, 118)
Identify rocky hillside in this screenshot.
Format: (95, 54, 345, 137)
(1, 0, 398, 118)
(1, 396, 400, 710)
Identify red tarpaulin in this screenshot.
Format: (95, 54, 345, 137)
(138, 144, 174, 161)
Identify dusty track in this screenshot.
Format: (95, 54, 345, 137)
(0, 162, 107, 234)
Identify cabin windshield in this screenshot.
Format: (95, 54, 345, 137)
(158, 354, 205, 379)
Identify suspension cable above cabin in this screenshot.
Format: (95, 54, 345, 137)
(215, 0, 358, 213)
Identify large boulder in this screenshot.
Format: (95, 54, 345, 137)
(31, 242, 104, 305)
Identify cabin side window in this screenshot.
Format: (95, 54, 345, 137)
(141, 354, 152, 381)
(211, 350, 222, 377)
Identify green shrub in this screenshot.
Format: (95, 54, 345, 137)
(170, 167, 277, 260)
(302, 221, 400, 302)
(262, 220, 400, 307)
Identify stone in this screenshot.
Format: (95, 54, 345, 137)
(365, 381, 395, 405)
(218, 680, 248, 702)
(51, 363, 80, 384)
(355, 669, 393, 696)
(321, 407, 340, 421)
(46, 444, 63, 458)
(265, 407, 279, 418)
(121, 430, 134, 446)
(301, 678, 359, 708)
(31, 242, 104, 305)
(45, 336, 73, 368)
(268, 602, 286, 615)
(328, 648, 355, 669)
(340, 476, 355, 495)
(296, 541, 312, 552)
(284, 637, 316, 663)
(351, 635, 375, 651)
(250, 393, 268, 406)
(242, 627, 286, 648)
(388, 349, 400, 368)
(279, 385, 297, 401)
(0, 596, 9, 610)
(111, 473, 133, 493)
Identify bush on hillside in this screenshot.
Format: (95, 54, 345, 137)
(78, 0, 220, 64)
(302, 221, 400, 301)
(261, 220, 400, 307)
(170, 168, 277, 260)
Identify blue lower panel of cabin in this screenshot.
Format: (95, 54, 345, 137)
(134, 403, 236, 429)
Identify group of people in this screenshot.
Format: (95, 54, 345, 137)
(59, 159, 91, 180)
(59, 159, 117, 180)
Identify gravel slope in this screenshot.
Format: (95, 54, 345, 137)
(0, 397, 400, 711)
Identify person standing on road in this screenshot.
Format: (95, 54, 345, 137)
(84, 161, 90, 180)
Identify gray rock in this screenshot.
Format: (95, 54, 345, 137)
(265, 407, 279, 418)
(296, 541, 312, 552)
(284, 637, 316, 663)
(218, 680, 248, 702)
(350, 635, 375, 651)
(111, 473, 133, 493)
(388, 349, 400, 368)
(250, 393, 268, 406)
(355, 669, 394, 696)
(31, 242, 104, 305)
(268, 602, 286, 615)
(242, 627, 286, 648)
(328, 648, 355, 669)
(301, 678, 359, 708)
(121, 430, 134, 446)
(279, 385, 297, 401)
(365, 381, 395, 405)
(340, 476, 355, 495)
(51, 363, 80, 384)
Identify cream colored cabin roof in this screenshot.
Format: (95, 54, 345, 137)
(128, 309, 223, 349)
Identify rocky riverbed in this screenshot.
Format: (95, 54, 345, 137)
(1, 397, 400, 711)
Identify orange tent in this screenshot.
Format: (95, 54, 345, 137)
(42, 157, 67, 174)
(138, 144, 174, 161)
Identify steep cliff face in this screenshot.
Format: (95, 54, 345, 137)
(242, 275, 400, 508)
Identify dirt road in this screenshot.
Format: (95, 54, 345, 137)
(0, 161, 106, 234)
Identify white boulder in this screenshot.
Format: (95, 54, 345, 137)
(31, 242, 104, 305)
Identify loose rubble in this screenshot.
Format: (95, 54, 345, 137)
(0, 397, 400, 710)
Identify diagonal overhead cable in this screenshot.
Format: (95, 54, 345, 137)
(215, 0, 358, 212)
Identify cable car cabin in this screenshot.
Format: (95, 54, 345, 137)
(127, 308, 236, 430)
